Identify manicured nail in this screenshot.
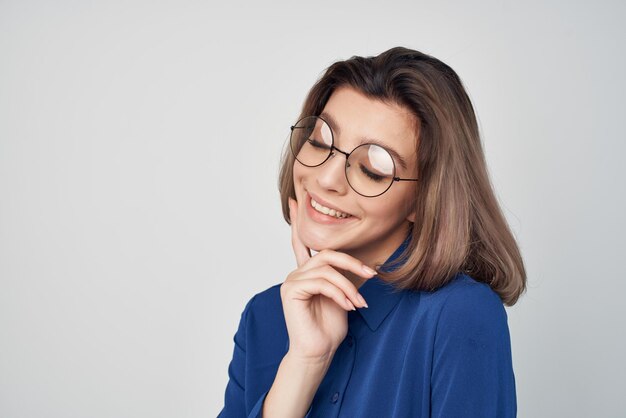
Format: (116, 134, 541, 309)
(345, 297, 356, 311)
(362, 265, 377, 276)
(356, 293, 368, 308)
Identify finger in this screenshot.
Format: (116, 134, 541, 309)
(293, 265, 369, 308)
(283, 278, 357, 311)
(289, 197, 311, 267)
(303, 248, 378, 279)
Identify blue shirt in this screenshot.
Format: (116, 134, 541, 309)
(218, 236, 517, 417)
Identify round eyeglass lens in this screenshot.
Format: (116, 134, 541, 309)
(290, 116, 333, 167)
(346, 144, 395, 196)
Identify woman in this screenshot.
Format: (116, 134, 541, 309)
(218, 46, 526, 418)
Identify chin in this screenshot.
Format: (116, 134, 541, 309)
(300, 235, 331, 253)
(299, 229, 342, 253)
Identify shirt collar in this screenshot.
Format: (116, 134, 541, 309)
(354, 233, 412, 332)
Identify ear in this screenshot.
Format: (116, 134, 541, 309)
(406, 210, 416, 223)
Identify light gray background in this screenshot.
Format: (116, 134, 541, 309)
(1, 1, 624, 417)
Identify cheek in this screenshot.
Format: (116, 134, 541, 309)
(292, 161, 304, 183)
(292, 164, 302, 190)
(363, 193, 409, 221)
(292, 164, 310, 205)
(367, 195, 398, 218)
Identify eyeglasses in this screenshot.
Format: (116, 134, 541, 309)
(290, 115, 418, 197)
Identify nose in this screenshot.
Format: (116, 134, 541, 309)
(315, 152, 349, 195)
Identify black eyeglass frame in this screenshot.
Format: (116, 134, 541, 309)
(290, 115, 419, 198)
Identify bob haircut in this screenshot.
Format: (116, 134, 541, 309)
(278, 46, 526, 306)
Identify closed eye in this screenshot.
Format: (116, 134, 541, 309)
(307, 138, 331, 150)
(359, 163, 386, 182)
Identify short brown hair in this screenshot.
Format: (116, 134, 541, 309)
(278, 46, 526, 306)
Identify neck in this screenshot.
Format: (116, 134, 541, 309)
(342, 269, 369, 290)
(341, 222, 412, 289)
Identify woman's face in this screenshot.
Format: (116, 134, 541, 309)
(292, 85, 419, 267)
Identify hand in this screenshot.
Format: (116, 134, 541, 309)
(280, 197, 377, 363)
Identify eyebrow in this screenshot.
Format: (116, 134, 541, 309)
(319, 111, 410, 171)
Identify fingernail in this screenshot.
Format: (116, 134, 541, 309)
(362, 265, 377, 276)
(345, 297, 356, 311)
(356, 293, 368, 308)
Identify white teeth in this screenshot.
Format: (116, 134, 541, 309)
(310, 198, 352, 219)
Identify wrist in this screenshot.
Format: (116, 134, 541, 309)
(262, 349, 335, 417)
(285, 349, 336, 369)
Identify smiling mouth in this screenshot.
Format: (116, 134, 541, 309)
(310, 197, 353, 218)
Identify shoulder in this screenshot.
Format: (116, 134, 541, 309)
(240, 282, 284, 321)
(429, 273, 509, 342)
(436, 273, 506, 316)
(428, 275, 517, 416)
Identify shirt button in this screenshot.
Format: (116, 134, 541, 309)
(330, 392, 340, 403)
(347, 336, 354, 347)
